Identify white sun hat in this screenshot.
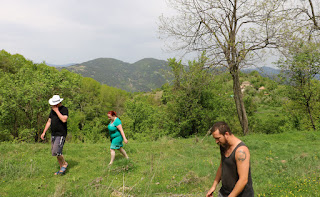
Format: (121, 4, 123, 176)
(48, 95, 63, 105)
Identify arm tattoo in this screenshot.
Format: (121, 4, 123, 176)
(237, 150, 247, 161)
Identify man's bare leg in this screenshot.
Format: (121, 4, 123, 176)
(55, 155, 68, 175)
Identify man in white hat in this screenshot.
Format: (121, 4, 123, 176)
(41, 95, 69, 175)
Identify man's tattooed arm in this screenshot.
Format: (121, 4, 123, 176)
(237, 150, 247, 161)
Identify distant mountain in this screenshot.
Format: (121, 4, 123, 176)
(60, 58, 170, 92)
(59, 59, 283, 92)
(47, 63, 77, 67)
(243, 66, 281, 77)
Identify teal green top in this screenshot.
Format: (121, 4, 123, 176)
(108, 117, 122, 139)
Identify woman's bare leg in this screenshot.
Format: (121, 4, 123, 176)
(118, 147, 129, 159)
(109, 149, 116, 165)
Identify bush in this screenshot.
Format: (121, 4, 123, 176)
(80, 118, 107, 143)
(249, 113, 288, 134)
(17, 128, 35, 143)
(120, 96, 171, 141)
(0, 129, 13, 142)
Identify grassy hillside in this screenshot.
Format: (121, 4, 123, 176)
(1, 131, 319, 196)
(62, 58, 170, 92)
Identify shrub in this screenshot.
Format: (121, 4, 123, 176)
(17, 128, 35, 143)
(0, 129, 13, 142)
(250, 113, 288, 134)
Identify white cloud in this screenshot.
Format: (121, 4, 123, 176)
(0, 0, 178, 64)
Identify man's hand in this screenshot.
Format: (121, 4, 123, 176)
(206, 190, 214, 197)
(41, 118, 51, 141)
(206, 186, 216, 197)
(41, 132, 46, 140)
(51, 105, 59, 112)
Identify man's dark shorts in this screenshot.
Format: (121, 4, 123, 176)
(218, 191, 227, 197)
(51, 136, 66, 156)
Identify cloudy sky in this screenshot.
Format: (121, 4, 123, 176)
(0, 0, 182, 65)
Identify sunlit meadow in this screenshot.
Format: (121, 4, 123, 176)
(1, 130, 319, 196)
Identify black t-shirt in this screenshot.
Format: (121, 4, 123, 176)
(49, 105, 68, 137)
(219, 142, 254, 197)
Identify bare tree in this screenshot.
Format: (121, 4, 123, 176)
(159, 0, 285, 134)
(306, 0, 320, 30)
(275, 0, 320, 49)
(292, 0, 320, 33)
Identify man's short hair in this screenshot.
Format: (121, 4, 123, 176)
(210, 121, 232, 135)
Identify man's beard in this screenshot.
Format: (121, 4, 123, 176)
(220, 139, 230, 149)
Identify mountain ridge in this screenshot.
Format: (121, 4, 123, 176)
(59, 57, 281, 92)
(60, 57, 170, 92)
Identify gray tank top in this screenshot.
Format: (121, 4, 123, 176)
(220, 142, 254, 197)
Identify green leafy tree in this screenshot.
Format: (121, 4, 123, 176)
(164, 55, 212, 137)
(202, 73, 243, 134)
(277, 42, 320, 130)
(0, 50, 129, 142)
(121, 94, 170, 141)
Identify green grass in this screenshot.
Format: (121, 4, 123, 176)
(254, 105, 283, 120)
(1, 131, 320, 196)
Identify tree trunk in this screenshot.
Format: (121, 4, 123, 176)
(305, 97, 316, 130)
(231, 70, 249, 135)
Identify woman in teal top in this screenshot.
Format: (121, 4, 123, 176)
(107, 111, 129, 165)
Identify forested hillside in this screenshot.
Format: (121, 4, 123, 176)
(61, 58, 170, 92)
(1, 50, 320, 143)
(0, 50, 129, 143)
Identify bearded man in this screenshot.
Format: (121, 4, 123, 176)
(206, 121, 254, 197)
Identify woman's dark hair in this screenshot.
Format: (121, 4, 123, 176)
(210, 121, 232, 135)
(107, 111, 117, 117)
